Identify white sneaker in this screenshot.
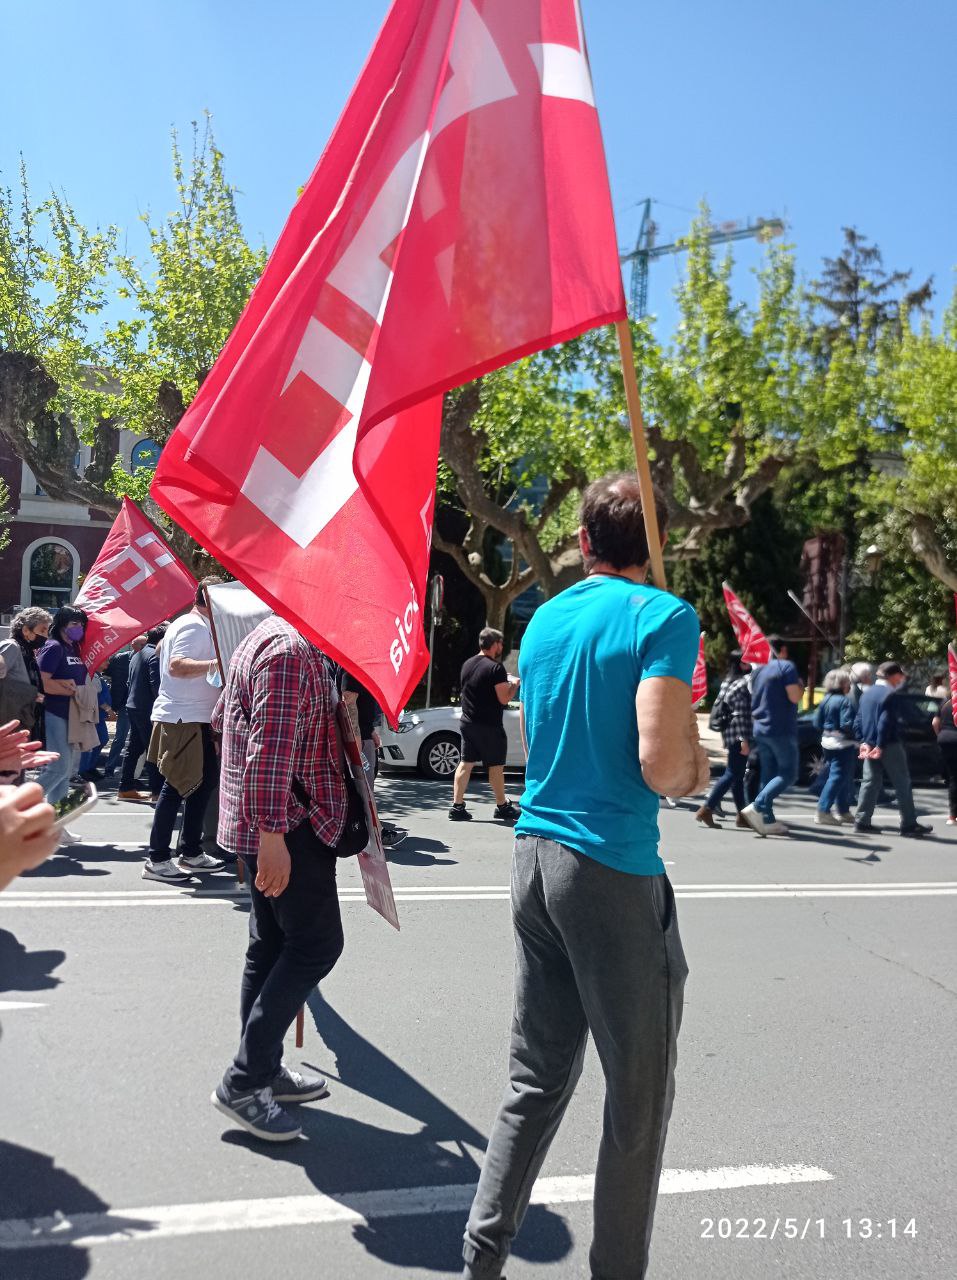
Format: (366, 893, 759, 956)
(766, 821, 789, 836)
(178, 852, 226, 872)
(815, 811, 841, 827)
(58, 829, 82, 846)
(741, 804, 768, 838)
(838, 812, 856, 826)
(142, 859, 194, 884)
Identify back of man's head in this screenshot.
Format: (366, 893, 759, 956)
(146, 624, 168, 646)
(877, 660, 906, 683)
(194, 575, 225, 609)
(766, 634, 787, 659)
(851, 661, 875, 685)
(479, 627, 503, 652)
(580, 472, 668, 571)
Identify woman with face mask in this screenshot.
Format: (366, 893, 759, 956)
(37, 607, 90, 834)
(0, 607, 53, 745)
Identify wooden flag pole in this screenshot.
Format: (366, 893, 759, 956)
(615, 319, 667, 591)
(295, 1006, 305, 1049)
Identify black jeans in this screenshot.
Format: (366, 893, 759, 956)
(148, 724, 219, 859)
(939, 740, 957, 817)
(119, 710, 162, 794)
(224, 822, 344, 1092)
(705, 743, 747, 812)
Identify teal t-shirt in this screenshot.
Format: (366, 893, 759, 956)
(515, 576, 700, 875)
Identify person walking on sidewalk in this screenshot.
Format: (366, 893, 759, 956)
(813, 668, 858, 827)
(932, 694, 957, 825)
(142, 581, 225, 883)
(118, 626, 165, 802)
(462, 472, 709, 1280)
(854, 662, 932, 837)
(741, 637, 804, 837)
(696, 651, 752, 829)
(210, 615, 347, 1142)
(449, 628, 520, 823)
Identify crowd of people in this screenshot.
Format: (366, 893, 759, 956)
(696, 645, 944, 838)
(1, 474, 955, 1280)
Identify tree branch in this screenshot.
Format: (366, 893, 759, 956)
(907, 511, 957, 592)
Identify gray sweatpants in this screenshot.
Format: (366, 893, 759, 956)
(463, 835, 688, 1280)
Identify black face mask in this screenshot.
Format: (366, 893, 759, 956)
(26, 635, 46, 651)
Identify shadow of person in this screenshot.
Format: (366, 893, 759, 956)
(0, 930, 65, 993)
(219, 994, 573, 1272)
(0, 1140, 150, 1280)
(386, 836, 457, 868)
(18, 854, 109, 879)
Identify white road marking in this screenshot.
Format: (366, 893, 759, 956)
(2, 883, 957, 908)
(0, 1163, 833, 1250)
(0, 1001, 45, 1011)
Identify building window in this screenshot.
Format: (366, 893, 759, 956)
(131, 439, 161, 470)
(26, 541, 77, 608)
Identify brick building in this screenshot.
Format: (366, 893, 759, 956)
(0, 432, 159, 619)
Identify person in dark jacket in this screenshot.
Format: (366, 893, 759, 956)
(932, 695, 957, 825)
(118, 626, 166, 801)
(853, 661, 931, 837)
(696, 651, 752, 829)
(103, 638, 145, 777)
(814, 668, 857, 826)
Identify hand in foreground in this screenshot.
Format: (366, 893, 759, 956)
(0, 721, 58, 774)
(0, 783, 58, 892)
(255, 830, 291, 898)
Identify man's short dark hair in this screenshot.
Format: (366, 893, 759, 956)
(146, 624, 168, 645)
(195, 575, 224, 607)
(579, 472, 668, 570)
(877, 661, 906, 680)
(766, 634, 785, 654)
(479, 627, 503, 651)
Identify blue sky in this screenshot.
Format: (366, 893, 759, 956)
(3, 0, 955, 335)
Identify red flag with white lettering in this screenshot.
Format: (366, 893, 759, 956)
(75, 498, 198, 672)
(692, 633, 707, 706)
(722, 582, 772, 665)
(150, 0, 625, 722)
(950, 593, 957, 726)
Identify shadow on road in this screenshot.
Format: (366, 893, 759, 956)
(386, 836, 457, 868)
(0, 930, 65, 993)
(221, 994, 573, 1272)
(0, 1140, 150, 1279)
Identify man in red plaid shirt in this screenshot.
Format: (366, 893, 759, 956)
(210, 614, 347, 1142)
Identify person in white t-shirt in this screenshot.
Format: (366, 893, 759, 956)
(143, 578, 227, 884)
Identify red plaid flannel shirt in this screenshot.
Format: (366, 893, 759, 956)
(212, 616, 347, 857)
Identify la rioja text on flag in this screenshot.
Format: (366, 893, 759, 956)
(722, 582, 772, 665)
(692, 633, 707, 705)
(150, 0, 625, 722)
(75, 498, 198, 672)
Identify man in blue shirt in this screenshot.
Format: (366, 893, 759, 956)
(462, 473, 708, 1280)
(854, 661, 931, 836)
(741, 636, 804, 837)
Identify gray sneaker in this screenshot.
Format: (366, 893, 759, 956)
(270, 1064, 330, 1103)
(179, 851, 226, 872)
(142, 858, 194, 884)
(211, 1081, 302, 1141)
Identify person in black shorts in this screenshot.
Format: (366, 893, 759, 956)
(450, 628, 520, 823)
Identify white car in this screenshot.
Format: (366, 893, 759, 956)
(378, 704, 525, 781)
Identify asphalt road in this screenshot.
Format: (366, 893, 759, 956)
(0, 771, 955, 1280)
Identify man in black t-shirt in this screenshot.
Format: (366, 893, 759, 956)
(450, 627, 520, 823)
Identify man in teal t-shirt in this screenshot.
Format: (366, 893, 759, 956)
(463, 472, 710, 1280)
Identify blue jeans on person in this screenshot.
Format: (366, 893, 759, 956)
(705, 743, 748, 812)
(752, 734, 800, 823)
(79, 717, 110, 775)
(104, 707, 130, 774)
(40, 713, 78, 805)
(817, 746, 856, 815)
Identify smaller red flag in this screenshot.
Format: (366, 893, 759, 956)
(949, 642, 957, 728)
(722, 582, 772, 665)
(75, 498, 198, 672)
(692, 633, 708, 705)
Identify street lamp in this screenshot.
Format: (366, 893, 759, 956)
(864, 544, 884, 578)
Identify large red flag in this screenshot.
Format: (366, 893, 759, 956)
(75, 498, 198, 672)
(150, 0, 625, 722)
(722, 582, 772, 665)
(691, 633, 707, 705)
(950, 593, 957, 726)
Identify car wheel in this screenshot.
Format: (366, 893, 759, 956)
(418, 731, 461, 781)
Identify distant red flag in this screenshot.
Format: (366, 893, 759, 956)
(948, 644, 957, 727)
(75, 498, 197, 672)
(150, 0, 625, 722)
(692, 633, 707, 705)
(722, 582, 772, 665)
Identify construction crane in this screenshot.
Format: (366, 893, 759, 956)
(621, 198, 786, 317)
